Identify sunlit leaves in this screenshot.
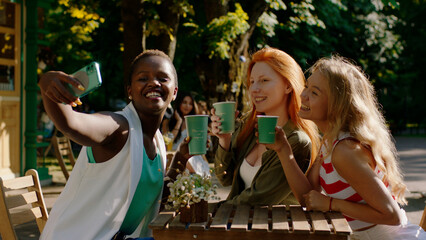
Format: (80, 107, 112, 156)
(286, 0, 325, 32)
(257, 12, 278, 38)
(381, 0, 399, 9)
(205, 3, 249, 59)
(67, 5, 105, 40)
(142, 0, 194, 38)
(359, 12, 401, 61)
(266, 0, 287, 10)
(58, 0, 70, 7)
(45, 1, 106, 63)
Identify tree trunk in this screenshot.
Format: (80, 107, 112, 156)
(203, 0, 228, 22)
(201, 0, 269, 103)
(121, 0, 143, 89)
(226, 1, 269, 103)
(147, 0, 180, 60)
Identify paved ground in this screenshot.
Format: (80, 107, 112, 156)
(395, 136, 426, 225)
(8, 136, 426, 239)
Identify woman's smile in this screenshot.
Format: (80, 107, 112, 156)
(145, 90, 162, 99)
(249, 62, 291, 116)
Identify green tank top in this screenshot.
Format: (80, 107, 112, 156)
(86, 146, 163, 235)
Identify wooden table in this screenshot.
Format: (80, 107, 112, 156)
(149, 203, 352, 240)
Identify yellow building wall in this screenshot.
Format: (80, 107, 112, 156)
(0, 0, 21, 179)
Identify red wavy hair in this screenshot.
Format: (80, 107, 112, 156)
(237, 48, 320, 164)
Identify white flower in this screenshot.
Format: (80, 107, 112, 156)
(165, 171, 219, 210)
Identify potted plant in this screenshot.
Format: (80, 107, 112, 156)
(164, 172, 218, 223)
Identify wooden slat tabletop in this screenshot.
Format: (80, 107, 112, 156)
(230, 204, 250, 232)
(252, 206, 269, 232)
(209, 203, 233, 230)
(271, 205, 289, 233)
(149, 212, 175, 230)
(309, 211, 331, 234)
(149, 203, 352, 240)
(328, 211, 353, 235)
(289, 205, 311, 233)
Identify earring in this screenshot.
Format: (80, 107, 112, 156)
(128, 96, 132, 100)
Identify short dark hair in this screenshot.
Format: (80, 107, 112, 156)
(127, 49, 178, 87)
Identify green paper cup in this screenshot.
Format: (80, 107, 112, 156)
(213, 101, 236, 134)
(257, 115, 278, 144)
(185, 115, 209, 155)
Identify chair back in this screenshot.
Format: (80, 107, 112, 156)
(0, 169, 49, 239)
(52, 130, 76, 180)
(421, 204, 426, 231)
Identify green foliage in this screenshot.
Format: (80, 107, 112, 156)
(384, 0, 426, 129)
(42, 0, 426, 129)
(45, 0, 105, 69)
(257, 12, 279, 38)
(286, 0, 325, 32)
(205, 3, 249, 59)
(142, 0, 194, 40)
(266, 0, 287, 10)
(44, 0, 123, 110)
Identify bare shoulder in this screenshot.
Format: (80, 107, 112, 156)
(75, 111, 129, 145)
(90, 112, 130, 163)
(98, 111, 129, 141)
(332, 139, 375, 172)
(98, 111, 128, 127)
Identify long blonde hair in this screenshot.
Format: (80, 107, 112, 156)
(238, 47, 320, 163)
(309, 55, 407, 204)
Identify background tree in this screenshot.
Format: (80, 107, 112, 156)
(385, 0, 426, 131)
(44, 0, 122, 111)
(44, 0, 426, 132)
(122, 0, 279, 107)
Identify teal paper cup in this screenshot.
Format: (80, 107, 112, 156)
(213, 101, 236, 134)
(185, 115, 209, 155)
(257, 115, 278, 144)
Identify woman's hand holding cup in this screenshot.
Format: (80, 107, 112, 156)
(256, 123, 292, 155)
(210, 108, 233, 151)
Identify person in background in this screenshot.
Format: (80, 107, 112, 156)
(197, 99, 210, 115)
(160, 103, 174, 134)
(211, 47, 320, 206)
(267, 55, 426, 239)
(38, 50, 194, 240)
(166, 92, 211, 176)
(37, 102, 55, 140)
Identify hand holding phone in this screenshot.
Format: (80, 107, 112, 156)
(69, 62, 102, 98)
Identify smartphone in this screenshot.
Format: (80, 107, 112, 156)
(68, 61, 102, 98)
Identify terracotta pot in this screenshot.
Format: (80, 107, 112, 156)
(179, 199, 208, 223)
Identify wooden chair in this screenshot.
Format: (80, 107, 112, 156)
(51, 129, 76, 180)
(166, 151, 175, 172)
(420, 204, 426, 231)
(0, 169, 49, 239)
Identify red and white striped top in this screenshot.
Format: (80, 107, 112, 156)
(319, 132, 391, 230)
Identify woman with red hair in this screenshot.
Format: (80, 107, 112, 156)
(211, 47, 320, 205)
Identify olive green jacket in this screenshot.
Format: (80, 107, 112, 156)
(214, 119, 311, 206)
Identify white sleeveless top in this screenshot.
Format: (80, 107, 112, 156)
(239, 159, 261, 189)
(40, 103, 167, 240)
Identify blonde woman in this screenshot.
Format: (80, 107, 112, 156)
(211, 47, 320, 205)
(266, 55, 425, 239)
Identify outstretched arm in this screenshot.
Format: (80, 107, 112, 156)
(39, 71, 128, 162)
